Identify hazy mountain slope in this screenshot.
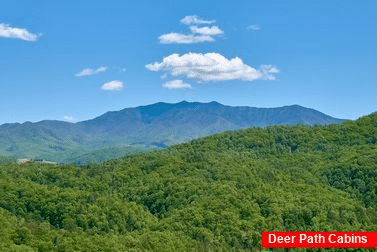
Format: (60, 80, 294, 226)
(0, 112, 376, 251)
(0, 101, 345, 162)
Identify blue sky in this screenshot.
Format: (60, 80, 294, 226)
(0, 0, 376, 124)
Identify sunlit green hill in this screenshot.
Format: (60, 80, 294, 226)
(1, 112, 376, 251)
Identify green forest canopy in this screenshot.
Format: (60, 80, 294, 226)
(1, 112, 377, 251)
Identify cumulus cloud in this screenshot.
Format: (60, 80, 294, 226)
(0, 23, 40, 41)
(63, 116, 75, 123)
(159, 33, 214, 44)
(181, 15, 215, 25)
(247, 24, 261, 31)
(189, 26, 224, 36)
(161, 80, 192, 89)
(146, 52, 278, 82)
(75, 66, 108, 77)
(101, 80, 124, 91)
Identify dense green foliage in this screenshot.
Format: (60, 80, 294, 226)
(54, 146, 145, 165)
(1, 113, 377, 251)
(0, 155, 16, 164)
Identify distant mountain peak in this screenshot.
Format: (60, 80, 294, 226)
(0, 101, 346, 163)
(208, 101, 222, 105)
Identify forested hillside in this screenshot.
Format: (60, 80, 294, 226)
(1, 112, 377, 251)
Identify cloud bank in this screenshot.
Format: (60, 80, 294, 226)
(161, 80, 192, 89)
(0, 23, 40, 41)
(101, 80, 124, 91)
(146, 52, 278, 82)
(75, 66, 108, 77)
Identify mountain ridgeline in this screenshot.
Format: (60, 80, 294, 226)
(0, 101, 344, 163)
(0, 112, 376, 251)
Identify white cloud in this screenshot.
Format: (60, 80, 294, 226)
(0, 23, 40, 41)
(63, 115, 75, 123)
(159, 15, 223, 44)
(159, 33, 214, 44)
(146, 52, 278, 82)
(101, 80, 124, 91)
(260, 65, 279, 80)
(96, 66, 107, 73)
(181, 15, 215, 25)
(247, 24, 261, 31)
(75, 66, 108, 77)
(162, 80, 192, 89)
(189, 26, 224, 36)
